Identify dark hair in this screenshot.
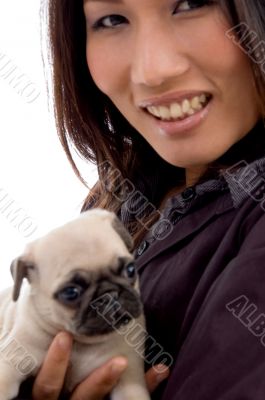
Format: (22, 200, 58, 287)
(43, 0, 265, 248)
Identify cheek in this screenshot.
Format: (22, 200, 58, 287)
(190, 21, 237, 74)
(86, 41, 127, 96)
(209, 35, 258, 114)
(86, 43, 108, 92)
(190, 14, 258, 114)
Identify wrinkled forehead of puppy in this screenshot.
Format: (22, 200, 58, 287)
(24, 209, 134, 281)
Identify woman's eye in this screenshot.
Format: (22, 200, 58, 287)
(92, 15, 127, 30)
(174, 0, 212, 13)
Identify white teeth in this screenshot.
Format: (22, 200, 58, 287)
(150, 106, 161, 118)
(159, 106, 171, 120)
(182, 99, 190, 113)
(170, 103, 183, 118)
(146, 93, 210, 121)
(199, 94, 206, 103)
(191, 96, 202, 110)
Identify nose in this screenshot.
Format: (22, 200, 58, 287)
(131, 24, 191, 87)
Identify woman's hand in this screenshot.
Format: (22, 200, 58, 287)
(32, 332, 73, 400)
(32, 332, 170, 400)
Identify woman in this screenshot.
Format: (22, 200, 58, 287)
(18, 0, 265, 399)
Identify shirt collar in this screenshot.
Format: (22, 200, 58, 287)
(162, 119, 265, 219)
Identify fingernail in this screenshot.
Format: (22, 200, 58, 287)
(111, 358, 128, 378)
(154, 364, 169, 374)
(57, 333, 72, 350)
(155, 366, 170, 383)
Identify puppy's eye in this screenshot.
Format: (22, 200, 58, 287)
(58, 286, 84, 303)
(125, 263, 136, 279)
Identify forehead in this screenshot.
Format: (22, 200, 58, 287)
(32, 218, 131, 272)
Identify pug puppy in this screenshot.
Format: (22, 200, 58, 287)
(0, 209, 150, 400)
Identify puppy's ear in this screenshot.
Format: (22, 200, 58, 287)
(10, 258, 35, 302)
(112, 216, 134, 252)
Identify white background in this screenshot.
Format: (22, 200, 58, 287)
(0, 0, 97, 290)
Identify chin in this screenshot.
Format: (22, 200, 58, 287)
(159, 147, 228, 169)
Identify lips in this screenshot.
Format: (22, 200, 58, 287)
(143, 95, 213, 136)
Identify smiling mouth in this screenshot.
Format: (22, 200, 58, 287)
(144, 94, 212, 122)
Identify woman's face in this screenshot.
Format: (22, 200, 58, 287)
(83, 0, 260, 173)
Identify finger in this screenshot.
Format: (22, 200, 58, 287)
(32, 332, 73, 400)
(145, 364, 170, 393)
(71, 357, 128, 400)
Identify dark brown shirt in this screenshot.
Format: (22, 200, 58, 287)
(135, 152, 265, 400)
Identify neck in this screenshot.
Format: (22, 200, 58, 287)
(185, 165, 207, 187)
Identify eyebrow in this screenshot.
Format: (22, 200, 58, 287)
(84, 0, 123, 3)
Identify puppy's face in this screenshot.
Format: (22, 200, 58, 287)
(11, 210, 142, 339)
(53, 256, 141, 337)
